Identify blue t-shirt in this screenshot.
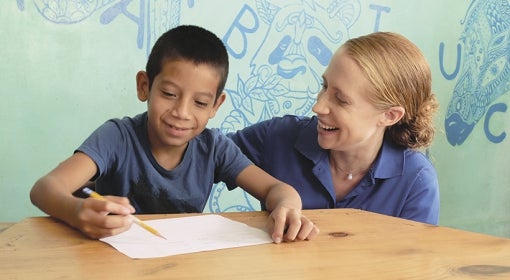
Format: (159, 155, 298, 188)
(229, 115, 440, 224)
(77, 112, 252, 214)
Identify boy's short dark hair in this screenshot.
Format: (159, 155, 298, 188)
(145, 25, 229, 100)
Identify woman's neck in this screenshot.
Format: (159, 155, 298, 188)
(328, 140, 382, 180)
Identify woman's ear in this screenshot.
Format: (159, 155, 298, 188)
(136, 71, 149, 101)
(382, 106, 405, 126)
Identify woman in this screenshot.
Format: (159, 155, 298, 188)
(229, 32, 440, 224)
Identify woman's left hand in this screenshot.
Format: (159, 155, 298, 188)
(267, 205, 320, 243)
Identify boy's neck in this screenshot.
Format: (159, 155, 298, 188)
(151, 143, 188, 171)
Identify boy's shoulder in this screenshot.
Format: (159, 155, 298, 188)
(196, 126, 219, 136)
(192, 128, 246, 161)
(89, 113, 146, 145)
(114, 113, 146, 125)
(101, 113, 146, 129)
(195, 127, 229, 144)
(191, 127, 221, 143)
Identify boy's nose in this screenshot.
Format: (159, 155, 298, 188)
(172, 99, 192, 118)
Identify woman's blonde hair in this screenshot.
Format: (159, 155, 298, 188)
(343, 32, 439, 149)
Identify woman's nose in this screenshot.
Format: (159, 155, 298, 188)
(312, 92, 328, 114)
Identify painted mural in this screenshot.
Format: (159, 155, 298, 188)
(16, 0, 182, 57)
(442, 0, 510, 146)
(15, 0, 509, 216)
(213, 0, 365, 211)
(15, 0, 363, 212)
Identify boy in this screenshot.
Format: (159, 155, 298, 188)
(30, 25, 319, 243)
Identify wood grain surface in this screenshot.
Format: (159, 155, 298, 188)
(1, 209, 509, 279)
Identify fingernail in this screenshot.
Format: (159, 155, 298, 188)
(274, 237, 282, 244)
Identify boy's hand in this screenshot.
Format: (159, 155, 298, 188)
(74, 196, 136, 239)
(266, 205, 319, 243)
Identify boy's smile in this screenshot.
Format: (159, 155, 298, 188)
(164, 123, 191, 137)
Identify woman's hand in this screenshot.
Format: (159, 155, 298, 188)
(266, 205, 319, 243)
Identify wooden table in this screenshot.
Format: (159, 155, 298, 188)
(1, 209, 510, 279)
(0, 222, 13, 233)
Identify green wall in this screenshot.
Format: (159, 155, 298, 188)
(1, 0, 509, 238)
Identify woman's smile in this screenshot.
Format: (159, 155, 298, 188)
(318, 120, 339, 131)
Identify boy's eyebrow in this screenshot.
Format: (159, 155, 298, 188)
(194, 91, 216, 100)
(159, 79, 216, 99)
(159, 78, 178, 86)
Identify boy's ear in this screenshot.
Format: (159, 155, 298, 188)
(136, 71, 149, 101)
(381, 106, 405, 126)
(210, 92, 227, 118)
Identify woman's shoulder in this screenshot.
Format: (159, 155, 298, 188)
(262, 114, 316, 130)
(378, 140, 437, 178)
(403, 148, 436, 169)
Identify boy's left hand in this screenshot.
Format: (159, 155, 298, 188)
(266, 206, 319, 243)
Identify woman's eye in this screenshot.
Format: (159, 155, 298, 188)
(337, 97, 349, 105)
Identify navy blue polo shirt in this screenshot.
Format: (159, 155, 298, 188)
(229, 115, 439, 224)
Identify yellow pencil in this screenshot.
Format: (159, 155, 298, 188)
(82, 187, 166, 240)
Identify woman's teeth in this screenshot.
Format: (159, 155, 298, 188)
(319, 123, 338, 131)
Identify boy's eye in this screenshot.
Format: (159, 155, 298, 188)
(162, 91, 176, 98)
(195, 101, 209, 107)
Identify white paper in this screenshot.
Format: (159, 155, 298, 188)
(100, 214, 273, 258)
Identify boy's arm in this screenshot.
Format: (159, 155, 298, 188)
(235, 165, 319, 243)
(30, 152, 135, 239)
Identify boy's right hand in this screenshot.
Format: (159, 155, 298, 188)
(74, 196, 136, 239)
